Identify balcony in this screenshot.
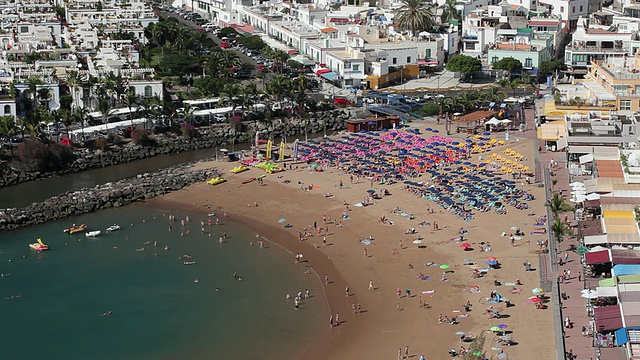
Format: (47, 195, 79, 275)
(566, 45, 628, 54)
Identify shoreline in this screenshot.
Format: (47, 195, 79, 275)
(146, 123, 555, 359)
(143, 198, 356, 360)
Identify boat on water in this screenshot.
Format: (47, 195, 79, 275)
(207, 177, 226, 185)
(63, 224, 87, 234)
(106, 224, 121, 233)
(86, 230, 101, 237)
(29, 238, 49, 251)
(230, 165, 249, 174)
(184, 261, 196, 265)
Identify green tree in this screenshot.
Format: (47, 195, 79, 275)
(480, 87, 507, 102)
(97, 99, 114, 133)
(440, 0, 461, 24)
(551, 217, 573, 243)
(493, 57, 523, 74)
(538, 60, 567, 80)
(393, 0, 434, 39)
(545, 192, 575, 217)
(446, 55, 482, 78)
(0, 115, 17, 155)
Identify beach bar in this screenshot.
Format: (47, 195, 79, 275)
(347, 115, 400, 133)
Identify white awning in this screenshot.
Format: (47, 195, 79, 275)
(582, 79, 617, 101)
(597, 286, 618, 297)
(585, 235, 608, 245)
(580, 153, 594, 164)
(585, 178, 598, 194)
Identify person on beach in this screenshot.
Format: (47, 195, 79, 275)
(335, 313, 339, 325)
(305, 289, 310, 298)
(345, 286, 349, 298)
(329, 315, 334, 328)
(363, 248, 368, 258)
(369, 280, 374, 290)
(325, 274, 329, 285)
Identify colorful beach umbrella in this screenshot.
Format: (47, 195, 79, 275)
(439, 264, 450, 269)
(486, 257, 497, 261)
(460, 243, 471, 248)
(532, 288, 544, 295)
(529, 297, 542, 303)
(497, 324, 508, 329)
(490, 326, 502, 332)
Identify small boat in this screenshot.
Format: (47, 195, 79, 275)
(86, 230, 101, 237)
(184, 261, 196, 265)
(207, 177, 226, 185)
(106, 224, 121, 233)
(63, 224, 87, 234)
(242, 177, 256, 184)
(230, 165, 249, 174)
(29, 238, 49, 251)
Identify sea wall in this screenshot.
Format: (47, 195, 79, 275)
(0, 109, 353, 188)
(0, 163, 216, 232)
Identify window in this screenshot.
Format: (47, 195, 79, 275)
(580, 5, 583, 11)
(353, 64, 360, 71)
(620, 100, 631, 111)
(630, 126, 636, 135)
(466, 43, 475, 50)
(392, 57, 397, 64)
(2, 105, 9, 114)
(407, 56, 411, 63)
(426, 49, 431, 57)
(144, 86, 152, 97)
(560, 6, 564, 12)
(525, 58, 533, 68)
(572, 6, 575, 13)
(20, 26, 29, 33)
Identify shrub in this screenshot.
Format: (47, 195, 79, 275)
(16, 140, 76, 172)
(94, 138, 110, 151)
(131, 128, 157, 146)
(417, 103, 439, 116)
(179, 122, 197, 138)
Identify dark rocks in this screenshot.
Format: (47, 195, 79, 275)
(0, 162, 216, 232)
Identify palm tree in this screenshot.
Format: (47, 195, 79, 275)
(37, 88, 52, 110)
(393, 0, 434, 39)
(97, 99, 113, 134)
(545, 192, 575, 217)
(458, 91, 479, 113)
(481, 87, 507, 103)
(73, 106, 91, 141)
(220, 83, 242, 114)
(26, 76, 43, 112)
(220, 51, 243, 77)
(440, 0, 461, 24)
(551, 217, 573, 243)
(445, 96, 462, 114)
(65, 71, 81, 108)
(265, 74, 291, 103)
(122, 90, 139, 128)
(0, 115, 17, 155)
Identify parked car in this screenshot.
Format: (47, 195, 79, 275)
(334, 98, 351, 105)
(256, 64, 269, 72)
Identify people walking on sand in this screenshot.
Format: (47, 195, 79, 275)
(335, 312, 339, 325)
(325, 274, 329, 285)
(404, 346, 409, 359)
(398, 348, 402, 360)
(329, 315, 334, 328)
(363, 248, 368, 258)
(397, 288, 402, 297)
(368, 280, 374, 290)
(345, 286, 349, 298)
(305, 289, 310, 298)
(357, 303, 361, 313)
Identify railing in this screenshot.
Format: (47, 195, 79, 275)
(566, 46, 628, 53)
(544, 167, 559, 273)
(601, 66, 640, 80)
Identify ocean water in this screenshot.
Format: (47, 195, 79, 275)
(0, 206, 326, 360)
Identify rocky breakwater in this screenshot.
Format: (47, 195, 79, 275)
(0, 108, 356, 188)
(0, 163, 217, 232)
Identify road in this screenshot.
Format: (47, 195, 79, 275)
(160, 12, 259, 67)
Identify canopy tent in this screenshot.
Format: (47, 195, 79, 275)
(291, 55, 315, 66)
(485, 117, 501, 126)
(320, 71, 340, 81)
(611, 249, 640, 265)
(599, 278, 617, 287)
(67, 118, 151, 142)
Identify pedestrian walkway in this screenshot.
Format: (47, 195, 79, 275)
(537, 149, 596, 360)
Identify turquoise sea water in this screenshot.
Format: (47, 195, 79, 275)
(0, 206, 326, 360)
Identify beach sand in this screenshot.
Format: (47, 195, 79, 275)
(147, 124, 554, 360)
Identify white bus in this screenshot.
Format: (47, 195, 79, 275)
(183, 98, 231, 110)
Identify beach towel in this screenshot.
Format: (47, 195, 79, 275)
(359, 239, 373, 245)
(531, 230, 546, 236)
(419, 276, 431, 280)
(284, 224, 293, 228)
(456, 314, 469, 318)
(278, 218, 286, 223)
(422, 290, 436, 294)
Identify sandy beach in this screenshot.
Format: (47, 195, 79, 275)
(147, 121, 554, 360)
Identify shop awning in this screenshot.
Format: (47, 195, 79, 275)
(585, 235, 608, 245)
(603, 210, 635, 219)
(584, 199, 601, 208)
(594, 305, 623, 331)
(291, 55, 315, 66)
(613, 264, 640, 276)
(615, 328, 628, 346)
(580, 153, 594, 164)
(611, 249, 640, 265)
(320, 71, 339, 81)
(600, 278, 617, 287)
(619, 274, 640, 283)
(316, 68, 331, 75)
(586, 249, 611, 264)
(597, 286, 618, 297)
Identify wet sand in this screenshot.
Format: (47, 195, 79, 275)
(147, 125, 554, 360)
